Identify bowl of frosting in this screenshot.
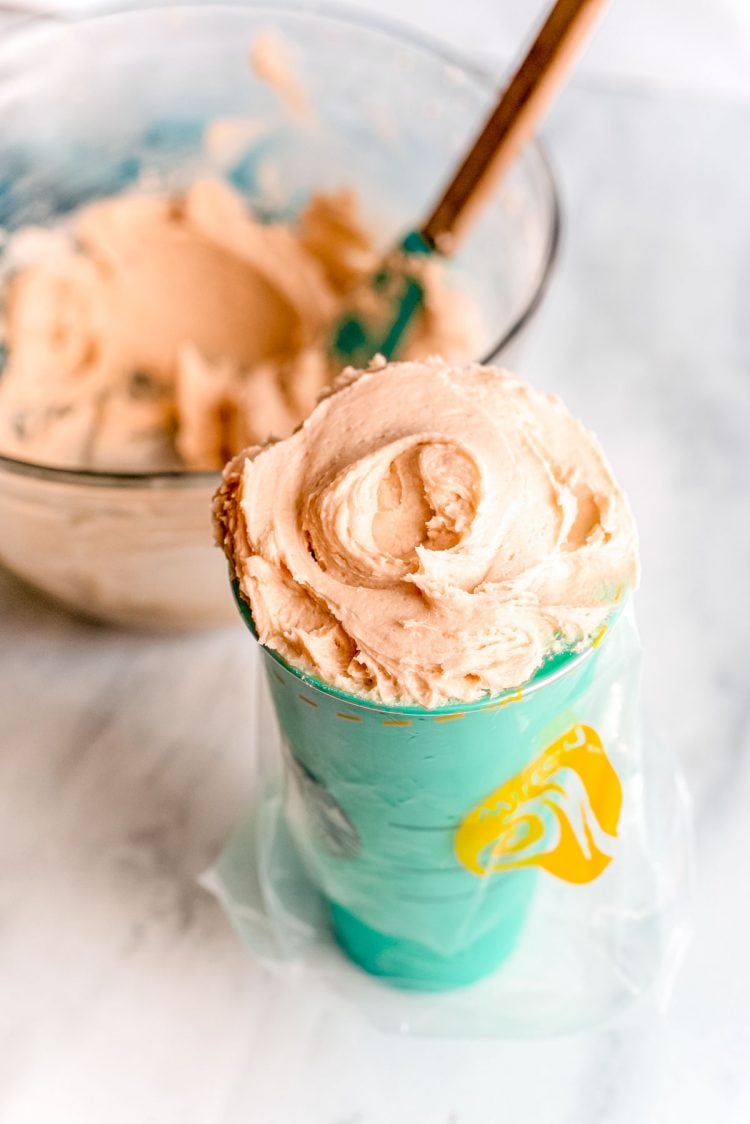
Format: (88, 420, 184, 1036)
(0, 1, 559, 629)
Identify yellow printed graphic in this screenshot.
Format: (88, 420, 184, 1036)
(455, 724, 621, 884)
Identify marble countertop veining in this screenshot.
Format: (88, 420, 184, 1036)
(2, 9, 750, 1123)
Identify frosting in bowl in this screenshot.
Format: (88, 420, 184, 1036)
(0, 180, 480, 472)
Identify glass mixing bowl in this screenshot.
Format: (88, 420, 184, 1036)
(0, 0, 560, 629)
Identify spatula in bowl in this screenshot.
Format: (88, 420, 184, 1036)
(331, 0, 607, 367)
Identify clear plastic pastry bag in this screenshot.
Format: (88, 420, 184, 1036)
(203, 602, 692, 1036)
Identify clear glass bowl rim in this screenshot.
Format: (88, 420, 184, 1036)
(0, 0, 561, 490)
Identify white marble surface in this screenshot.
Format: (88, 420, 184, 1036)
(2, 3, 750, 1123)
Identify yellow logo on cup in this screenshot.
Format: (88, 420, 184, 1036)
(455, 725, 621, 883)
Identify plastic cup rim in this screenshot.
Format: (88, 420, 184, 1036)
(232, 578, 626, 717)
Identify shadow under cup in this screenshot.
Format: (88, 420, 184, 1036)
(234, 586, 601, 991)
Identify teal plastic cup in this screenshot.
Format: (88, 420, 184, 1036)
(232, 584, 615, 990)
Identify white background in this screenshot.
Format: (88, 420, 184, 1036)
(25, 0, 750, 96)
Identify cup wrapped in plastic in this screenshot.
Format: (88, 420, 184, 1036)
(204, 596, 691, 1034)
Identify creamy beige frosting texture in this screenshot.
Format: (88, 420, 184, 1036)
(215, 359, 639, 707)
(0, 180, 480, 471)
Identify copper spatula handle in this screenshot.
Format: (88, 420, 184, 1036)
(421, 0, 607, 253)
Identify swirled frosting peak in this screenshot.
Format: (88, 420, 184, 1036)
(214, 359, 638, 707)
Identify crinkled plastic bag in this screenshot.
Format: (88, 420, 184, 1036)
(203, 603, 692, 1036)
